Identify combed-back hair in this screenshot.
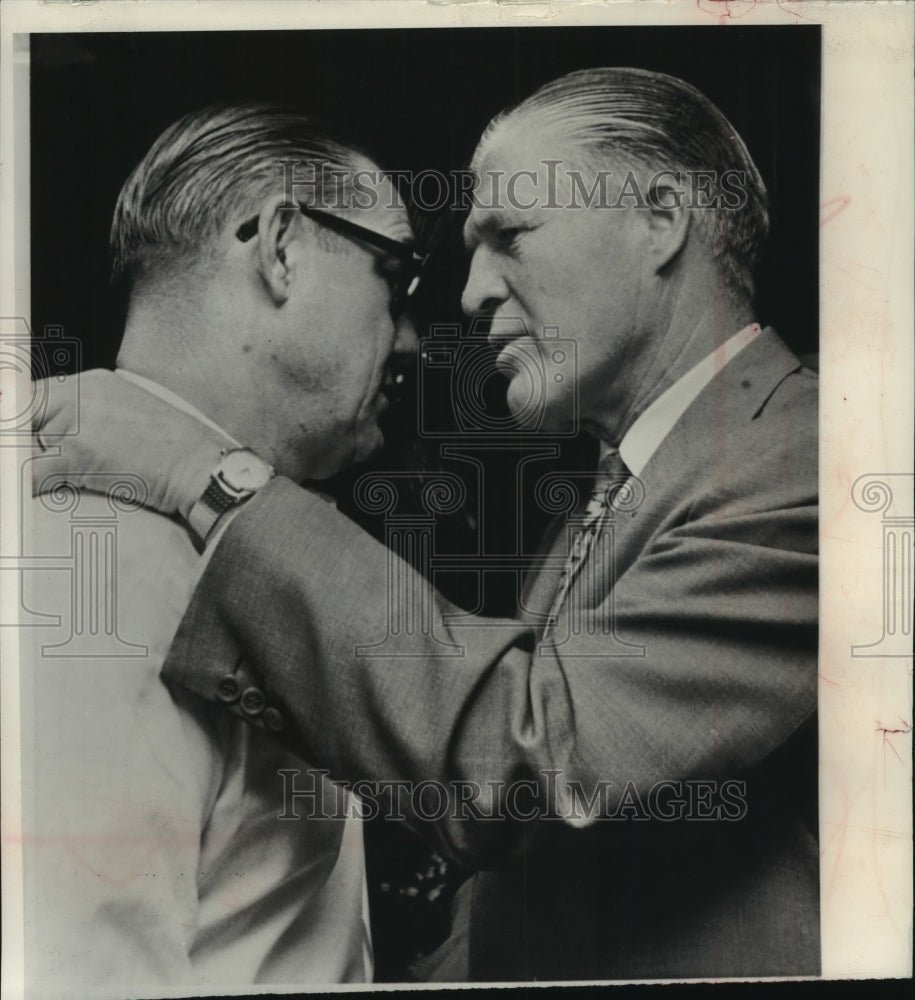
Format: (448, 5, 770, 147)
(110, 103, 369, 283)
(473, 68, 769, 299)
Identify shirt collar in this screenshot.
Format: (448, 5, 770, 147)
(116, 369, 241, 447)
(601, 323, 762, 476)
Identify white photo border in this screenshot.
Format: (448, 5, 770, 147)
(1, 0, 912, 993)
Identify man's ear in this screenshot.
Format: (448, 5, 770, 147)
(254, 193, 300, 304)
(644, 180, 691, 274)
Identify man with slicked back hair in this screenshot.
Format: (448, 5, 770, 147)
(36, 70, 818, 981)
(24, 102, 422, 995)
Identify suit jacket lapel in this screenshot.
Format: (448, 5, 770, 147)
(640, 326, 804, 492)
(519, 328, 804, 624)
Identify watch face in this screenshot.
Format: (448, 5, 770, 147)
(220, 449, 274, 491)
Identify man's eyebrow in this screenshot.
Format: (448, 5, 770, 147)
(463, 213, 503, 251)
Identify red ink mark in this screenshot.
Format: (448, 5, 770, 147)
(876, 718, 912, 784)
(697, 0, 814, 23)
(695, 0, 759, 23)
(821, 196, 852, 227)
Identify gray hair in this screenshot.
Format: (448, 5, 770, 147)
(110, 103, 369, 283)
(474, 67, 769, 300)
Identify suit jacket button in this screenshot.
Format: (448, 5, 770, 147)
(240, 687, 266, 716)
(263, 707, 284, 733)
(216, 675, 240, 702)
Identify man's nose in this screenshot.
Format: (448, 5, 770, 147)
(460, 247, 509, 317)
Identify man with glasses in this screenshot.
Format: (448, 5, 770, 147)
(236, 203, 426, 321)
(35, 69, 818, 982)
(22, 103, 421, 994)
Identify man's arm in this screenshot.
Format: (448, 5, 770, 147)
(35, 369, 817, 867)
(163, 445, 817, 866)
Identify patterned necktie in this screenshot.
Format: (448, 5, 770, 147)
(546, 448, 629, 624)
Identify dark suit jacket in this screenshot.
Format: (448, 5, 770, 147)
(163, 328, 819, 980)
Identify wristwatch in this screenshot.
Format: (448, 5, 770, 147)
(187, 447, 275, 543)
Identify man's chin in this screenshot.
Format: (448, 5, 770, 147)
(506, 383, 570, 434)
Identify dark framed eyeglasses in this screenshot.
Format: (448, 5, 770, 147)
(236, 203, 428, 319)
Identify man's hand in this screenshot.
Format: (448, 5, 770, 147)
(33, 369, 232, 518)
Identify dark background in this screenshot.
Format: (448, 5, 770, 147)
(31, 27, 820, 368)
(30, 26, 820, 980)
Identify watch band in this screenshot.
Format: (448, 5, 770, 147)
(187, 448, 274, 545)
(188, 480, 236, 542)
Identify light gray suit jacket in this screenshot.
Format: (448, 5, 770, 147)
(163, 328, 819, 979)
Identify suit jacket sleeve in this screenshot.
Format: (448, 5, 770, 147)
(162, 365, 817, 867)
